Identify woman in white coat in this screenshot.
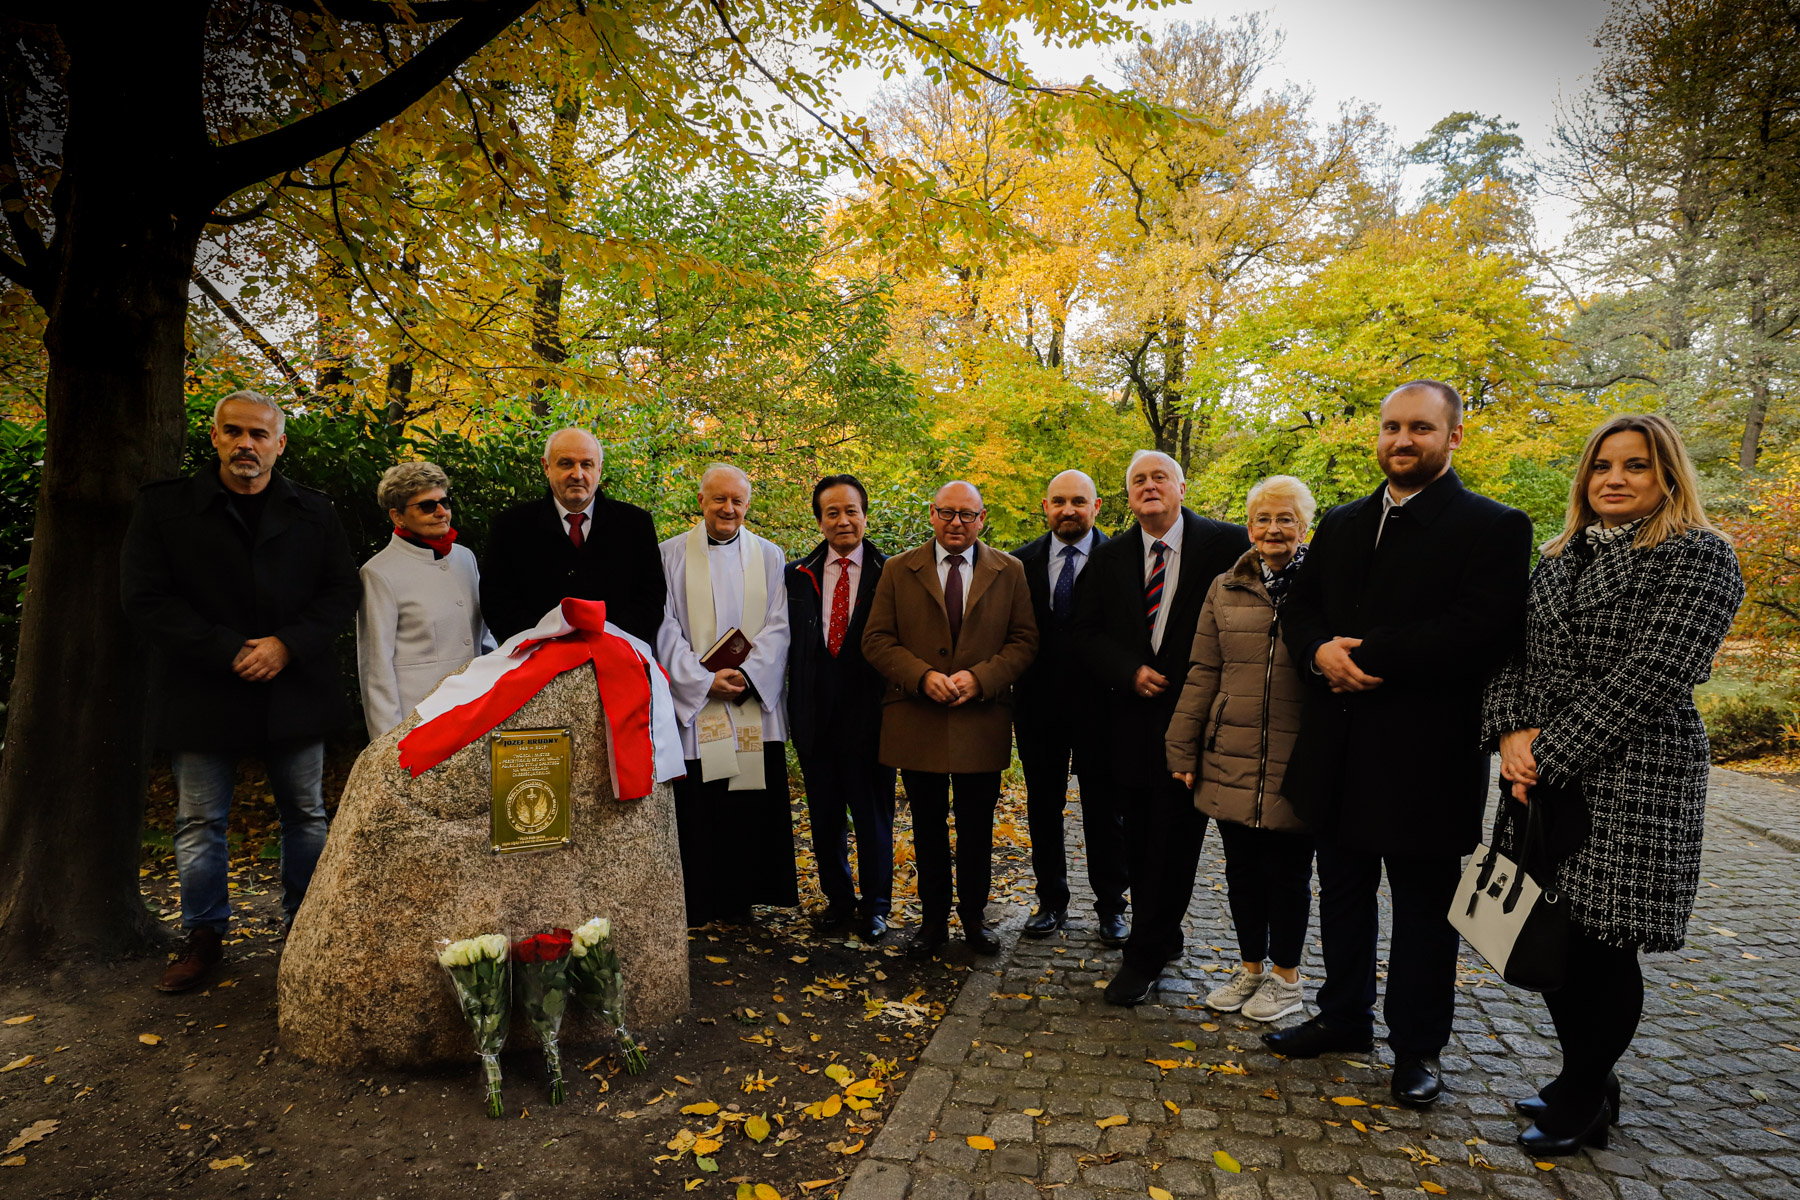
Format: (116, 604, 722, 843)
(356, 462, 495, 739)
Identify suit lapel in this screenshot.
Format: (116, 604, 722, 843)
(909, 541, 949, 620)
(963, 541, 1001, 616)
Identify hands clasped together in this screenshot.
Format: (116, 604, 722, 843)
(922, 669, 980, 706)
(232, 636, 290, 682)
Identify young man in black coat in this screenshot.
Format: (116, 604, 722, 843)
(121, 391, 361, 993)
(1270, 381, 1532, 1108)
(1073, 451, 1251, 1005)
(479, 428, 665, 645)
(1011, 469, 1128, 945)
(785, 475, 896, 943)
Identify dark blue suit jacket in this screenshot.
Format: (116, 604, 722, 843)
(785, 539, 889, 762)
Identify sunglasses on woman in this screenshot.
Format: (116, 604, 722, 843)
(406, 497, 453, 515)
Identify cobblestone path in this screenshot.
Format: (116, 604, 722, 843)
(845, 768, 1800, 1200)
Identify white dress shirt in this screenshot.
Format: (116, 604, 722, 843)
(553, 495, 597, 543)
(1051, 527, 1098, 583)
(820, 541, 866, 642)
(934, 539, 976, 620)
(1375, 486, 1413, 548)
(1141, 517, 1185, 653)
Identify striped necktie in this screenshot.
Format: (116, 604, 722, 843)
(1144, 539, 1169, 633)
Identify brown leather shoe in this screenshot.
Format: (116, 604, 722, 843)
(157, 928, 223, 993)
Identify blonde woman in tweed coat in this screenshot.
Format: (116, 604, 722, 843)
(1481, 414, 1743, 1157)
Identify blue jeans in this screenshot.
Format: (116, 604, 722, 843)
(170, 741, 328, 933)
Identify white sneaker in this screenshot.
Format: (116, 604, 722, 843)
(1241, 973, 1305, 1022)
(1204, 965, 1266, 1012)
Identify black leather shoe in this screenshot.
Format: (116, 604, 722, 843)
(858, 913, 888, 942)
(1097, 913, 1129, 948)
(1520, 1099, 1611, 1155)
(1260, 1016, 1373, 1058)
(1103, 964, 1158, 1007)
(904, 924, 949, 958)
(966, 929, 1002, 956)
(1518, 1073, 1619, 1124)
(1023, 908, 1065, 939)
(1391, 1055, 1443, 1108)
(816, 906, 854, 932)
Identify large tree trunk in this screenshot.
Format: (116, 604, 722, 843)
(0, 13, 204, 962)
(528, 91, 581, 417)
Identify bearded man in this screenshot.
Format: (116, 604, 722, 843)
(1267, 381, 1532, 1109)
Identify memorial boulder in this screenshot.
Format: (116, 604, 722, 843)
(278, 657, 688, 1069)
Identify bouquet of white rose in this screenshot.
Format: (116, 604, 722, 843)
(565, 917, 647, 1073)
(437, 933, 511, 1117)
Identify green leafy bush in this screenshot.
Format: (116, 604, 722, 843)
(1697, 692, 1794, 762)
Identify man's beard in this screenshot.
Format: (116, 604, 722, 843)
(1378, 444, 1448, 488)
(1052, 515, 1090, 538)
(227, 455, 264, 478)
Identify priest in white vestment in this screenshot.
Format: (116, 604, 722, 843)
(655, 463, 797, 924)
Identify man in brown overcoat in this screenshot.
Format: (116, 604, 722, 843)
(863, 480, 1038, 957)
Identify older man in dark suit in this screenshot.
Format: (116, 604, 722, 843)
(1074, 451, 1251, 1006)
(786, 474, 895, 942)
(1012, 469, 1128, 945)
(1270, 381, 1532, 1108)
(862, 480, 1038, 958)
(479, 428, 665, 644)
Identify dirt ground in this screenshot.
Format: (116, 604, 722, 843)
(0, 750, 1039, 1200)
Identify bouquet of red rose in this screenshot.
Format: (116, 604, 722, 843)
(567, 917, 647, 1073)
(436, 934, 510, 1117)
(512, 929, 573, 1105)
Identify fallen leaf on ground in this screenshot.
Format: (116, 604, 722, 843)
(208, 1156, 251, 1171)
(745, 1114, 771, 1142)
(1145, 1059, 1180, 1070)
(5, 1120, 58, 1154)
(0, 1156, 23, 1168)
(799, 1180, 841, 1192)
(138, 1034, 161, 1046)
(686, 1181, 703, 1192)
(694, 1137, 724, 1156)
(966, 1135, 995, 1150)
(681, 1101, 720, 1116)
(845, 1079, 882, 1099)
(675, 1075, 696, 1086)
(1214, 1149, 1242, 1173)
(695, 1156, 718, 1172)
(1151, 1187, 1176, 1200)
(1535, 1163, 1556, 1171)
(1331, 1096, 1367, 1106)
(706, 956, 728, 964)
(1164, 1100, 1181, 1114)
(1095, 1114, 1128, 1128)
(1421, 1182, 1448, 1195)
(824, 1063, 853, 1086)
(2, 1016, 32, 1026)
(0, 1057, 30, 1073)
(1023, 1108, 1043, 1117)
(1352, 1119, 1367, 1133)
(1170, 1040, 1196, 1050)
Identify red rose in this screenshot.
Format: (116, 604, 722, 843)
(513, 930, 573, 964)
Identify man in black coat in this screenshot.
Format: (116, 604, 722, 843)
(1074, 451, 1251, 1005)
(121, 391, 361, 993)
(785, 475, 896, 942)
(479, 428, 665, 645)
(1269, 380, 1532, 1108)
(1012, 469, 1128, 945)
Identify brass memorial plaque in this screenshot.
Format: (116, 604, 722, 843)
(489, 728, 572, 855)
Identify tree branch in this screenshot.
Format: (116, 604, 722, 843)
(0, 77, 48, 296)
(192, 273, 310, 394)
(266, 1, 497, 22)
(205, 0, 536, 206)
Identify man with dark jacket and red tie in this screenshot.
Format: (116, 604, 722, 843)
(1011, 469, 1129, 945)
(785, 475, 896, 942)
(1074, 450, 1251, 1006)
(479, 428, 665, 644)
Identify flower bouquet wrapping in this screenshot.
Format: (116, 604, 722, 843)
(436, 934, 510, 1117)
(512, 929, 573, 1104)
(567, 917, 647, 1073)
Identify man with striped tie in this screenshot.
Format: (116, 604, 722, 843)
(1074, 450, 1250, 1005)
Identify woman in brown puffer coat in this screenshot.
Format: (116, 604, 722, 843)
(1166, 475, 1316, 1024)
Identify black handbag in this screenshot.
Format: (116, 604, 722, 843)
(1448, 787, 1570, 992)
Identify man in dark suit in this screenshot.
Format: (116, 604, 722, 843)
(479, 428, 665, 644)
(1012, 470, 1128, 945)
(1074, 451, 1251, 1006)
(121, 390, 361, 993)
(786, 474, 896, 942)
(1270, 380, 1532, 1108)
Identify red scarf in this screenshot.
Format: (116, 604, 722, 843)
(396, 525, 458, 558)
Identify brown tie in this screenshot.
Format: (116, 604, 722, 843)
(944, 552, 965, 644)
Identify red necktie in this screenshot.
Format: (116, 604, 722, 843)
(826, 557, 852, 657)
(567, 512, 585, 549)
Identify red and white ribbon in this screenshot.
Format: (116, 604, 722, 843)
(397, 598, 684, 800)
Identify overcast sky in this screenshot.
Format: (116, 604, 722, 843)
(834, 0, 1613, 241)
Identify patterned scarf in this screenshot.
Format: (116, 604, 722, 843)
(1583, 518, 1641, 549)
(1259, 543, 1308, 606)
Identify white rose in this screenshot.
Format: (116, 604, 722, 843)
(478, 933, 508, 961)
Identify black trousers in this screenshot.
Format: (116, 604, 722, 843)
(1217, 821, 1316, 968)
(1313, 840, 1462, 1056)
(900, 769, 1001, 930)
(798, 747, 896, 918)
(1018, 726, 1128, 916)
(1120, 776, 1210, 975)
(1539, 930, 1643, 1132)
(673, 744, 798, 925)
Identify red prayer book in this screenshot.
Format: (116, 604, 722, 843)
(699, 627, 754, 671)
